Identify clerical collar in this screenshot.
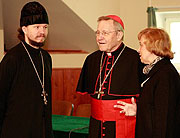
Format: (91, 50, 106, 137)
(104, 43, 124, 57)
(106, 52, 112, 56)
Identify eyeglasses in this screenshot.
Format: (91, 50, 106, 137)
(95, 30, 120, 36)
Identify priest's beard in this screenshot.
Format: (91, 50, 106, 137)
(28, 37, 46, 47)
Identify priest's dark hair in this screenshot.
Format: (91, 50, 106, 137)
(17, 28, 24, 41)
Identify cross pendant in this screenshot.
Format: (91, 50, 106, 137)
(95, 91, 104, 99)
(41, 91, 48, 105)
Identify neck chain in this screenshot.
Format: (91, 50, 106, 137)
(97, 46, 126, 99)
(21, 42, 48, 105)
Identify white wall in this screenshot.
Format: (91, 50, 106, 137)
(1, 0, 180, 68)
(51, 53, 88, 68)
(62, 0, 121, 31)
(119, 0, 148, 50)
(152, 0, 180, 7)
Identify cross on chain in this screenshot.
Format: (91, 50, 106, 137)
(95, 91, 104, 99)
(96, 46, 126, 100)
(41, 90, 48, 105)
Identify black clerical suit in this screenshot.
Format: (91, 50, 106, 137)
(0, 41, 53, 138)
(76, 43, 143, 138)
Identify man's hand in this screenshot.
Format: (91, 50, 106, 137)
(114, 97, 137, 116)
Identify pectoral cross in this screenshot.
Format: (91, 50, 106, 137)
(41, 90, 48, 105)
(95, 91, 104, 99)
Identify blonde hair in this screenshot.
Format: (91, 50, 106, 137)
(138, 28, 174, 59)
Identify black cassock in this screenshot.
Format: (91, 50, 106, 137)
(0, 41, 53, 138)
(76, 43, 143, 138)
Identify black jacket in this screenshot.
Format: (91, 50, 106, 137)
(136, 58, 180, 138)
